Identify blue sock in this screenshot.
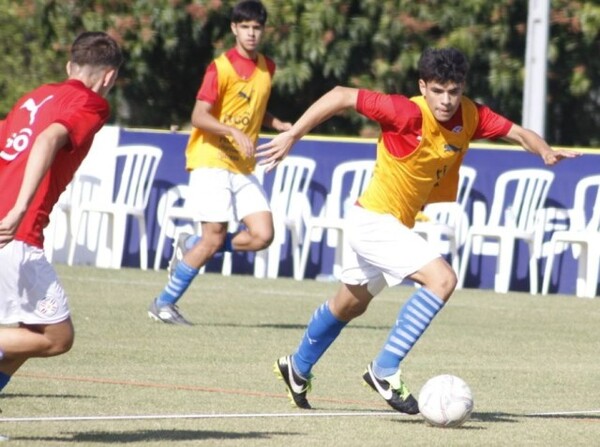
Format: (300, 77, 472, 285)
(186, 233, 233, 252)
(373, 288, 445, 378)
(0, 372, 11, 392)
(156, 261, 199, 306)
(292, 302, 347, 377)
(222, 233, 233, 252)
(184, 235, 201, 250)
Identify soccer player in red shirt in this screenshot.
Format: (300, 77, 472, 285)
(0, 32, 123, 395)
(258, 47, 581, 412)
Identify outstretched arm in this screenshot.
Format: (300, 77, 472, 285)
(0, 123, 69, 248)
(256, 86, 359, 171)
(503, 123, 582, 165)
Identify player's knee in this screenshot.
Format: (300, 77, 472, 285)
(43, 320, 75, 357)
(252, 227, 274, 250)
(203, 232, 228, 254)
(52, 335, 74, 356)
(436, 268, 457, 300)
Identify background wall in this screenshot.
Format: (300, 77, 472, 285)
(52, 126, 598, 295)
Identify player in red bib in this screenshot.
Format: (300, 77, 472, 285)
(0, 32, 122, 396)
(259, 47, 581, 412)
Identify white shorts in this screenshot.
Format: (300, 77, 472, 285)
(0, 240, 70, 325)
(187, 167, 270, 222)
(341, 205, 441, 294)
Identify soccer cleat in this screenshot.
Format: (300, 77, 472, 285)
(274, 356, 313, 409)
(362, 363, 419, 414)
(167, 232, 193, 278)
(148, 297, 193, 326)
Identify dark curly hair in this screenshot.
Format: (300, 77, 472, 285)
(418, 48, 469, 84)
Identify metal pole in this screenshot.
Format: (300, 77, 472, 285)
(522, 0, 550, 138)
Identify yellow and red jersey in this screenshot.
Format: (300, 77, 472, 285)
(356, 90, 513, 228)
(185, 49, 274, 174)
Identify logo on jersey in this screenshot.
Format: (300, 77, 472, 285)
(237, 88, 253, 103)
(444, 144, 461, 153)
(0, 94, 54, 162)
(35, 296, 59, 317)
(21, 96, 54, 125)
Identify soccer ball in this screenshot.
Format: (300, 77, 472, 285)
(418, 374, 474, 428)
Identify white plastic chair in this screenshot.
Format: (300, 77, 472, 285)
(153, 184, 234, 276)
(45, 125, 120, 264)
(457, 168, 555, 294)
(413, 165, 477, 273)
(254, 156, 316, 280)
(45, 174, 102, 263)
(298, 159, 375, 280)
(67, 144, 163, 270)
(541, 175, 600, 298)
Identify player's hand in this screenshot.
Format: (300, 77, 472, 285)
(0, 209, 23, 248)
(542, 149, 582, 166)
(230, 127, 255, 158)
(256, 130, 296, 172)
(276, 121, 293, 132)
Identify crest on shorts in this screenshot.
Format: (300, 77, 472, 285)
(35, 296, 59, 317)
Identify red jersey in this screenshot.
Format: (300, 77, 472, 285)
(0, 79, 110, 248)
(197, 47, 276, 104)
(356, 90, 513, 157)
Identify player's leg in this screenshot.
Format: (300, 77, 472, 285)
(275, 283, 373, 409)
(234, 211, 273, 251)
(149, 168, 235, 325)
(355, 208, 455, 414)
(0, 242, 74, 392)
(371, 258, 455, 379)
(150, 221, 228, 325)
(231, 171, 273, 251)
(171, 169, 272, 257)
(326, 206, 434, 413)
(274, 207, 386, 409)
(0, 319, 74, 390)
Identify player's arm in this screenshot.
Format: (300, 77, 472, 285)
(503, 123, 581, 166)
(262, 112, 292, 132)
(190, 99, 255, 157)
(0, 123, 69, 247)
(256, 86, 359, 171)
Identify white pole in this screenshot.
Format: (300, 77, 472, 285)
(522, 0, 550, 138)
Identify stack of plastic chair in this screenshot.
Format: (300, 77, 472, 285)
(413, 165, 477, 274)
(457, 168, 555, 294)
(298, 159, 375, 280)
(253, 156, 316, 280)
(541, 174, 600, 298)
(67, 144, 163, 270)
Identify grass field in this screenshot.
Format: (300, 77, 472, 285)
(1, 265, 599, 446)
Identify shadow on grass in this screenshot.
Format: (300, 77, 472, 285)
(525, 413, 600, 421)
(13, 429, 300, 443)
(387, 411, 520, 430)
(200, 322, 390, 331)
(1, 392, 93, 400)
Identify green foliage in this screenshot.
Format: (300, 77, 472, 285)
(0, 0, 598, 145)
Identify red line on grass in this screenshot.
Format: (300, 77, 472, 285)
(18, 372, 387, 409)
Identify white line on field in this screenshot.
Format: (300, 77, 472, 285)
(0, 411, 402, 423)
(527, 409, 600, 417)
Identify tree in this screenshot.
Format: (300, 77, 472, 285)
(0, 0, 598, 146)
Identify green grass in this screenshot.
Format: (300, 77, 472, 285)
(1, 265, 599, 446)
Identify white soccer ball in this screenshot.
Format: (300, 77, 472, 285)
(418, 374, 474, 428)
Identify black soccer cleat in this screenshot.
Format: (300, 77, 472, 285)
(362, 362, 419, 414)
(274, 355, 313, 410)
